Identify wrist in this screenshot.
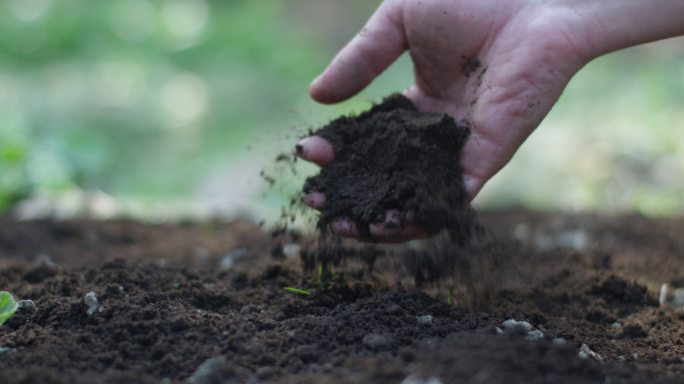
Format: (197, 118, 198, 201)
(558, 0, 684, 59)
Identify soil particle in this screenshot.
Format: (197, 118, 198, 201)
(461, 56, 481, 76)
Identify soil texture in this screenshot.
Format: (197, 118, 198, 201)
(1, 212, 684, 383)
(303, 94, 476, 240)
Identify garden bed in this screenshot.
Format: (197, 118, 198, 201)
(1, 211, 684, 383)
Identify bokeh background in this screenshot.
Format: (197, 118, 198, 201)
(1, 0, 682, 222)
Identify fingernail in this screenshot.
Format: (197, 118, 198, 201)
(384, 211, 403, 229)
(310, 74, 323, 90)
(463, 176, 479, 200)
(303, 192, 325, 209)
(331, 218, 353, 235)
(295, 137, 311, 159)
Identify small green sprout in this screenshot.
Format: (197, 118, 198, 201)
(317, 264, 328, 290)
(0, 291, 18, 326)
(283, 287, 311, 297)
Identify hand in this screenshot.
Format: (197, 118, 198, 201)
(298, 0, 684, 241)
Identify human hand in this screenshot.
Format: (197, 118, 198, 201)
(298, 0, 684, 241)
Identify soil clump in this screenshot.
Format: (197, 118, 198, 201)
(304, 94, 478, 243)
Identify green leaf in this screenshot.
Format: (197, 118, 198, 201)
(282, 287, 311, 297)
(0, 291, 18, 326)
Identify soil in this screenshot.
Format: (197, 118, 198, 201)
(303, 94, 476, 240)
(1, 212, 684, 383)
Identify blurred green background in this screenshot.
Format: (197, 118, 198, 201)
(0, 0, 682, 221)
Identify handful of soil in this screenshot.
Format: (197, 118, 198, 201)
(304, 94, 478, 244)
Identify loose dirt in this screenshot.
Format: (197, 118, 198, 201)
(1, 212, 684, 383)
(303, 94, 477, 241)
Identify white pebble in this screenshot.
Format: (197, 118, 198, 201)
(416, 315, 433, 326)
(401, 374, 443, 384)
(84, 292, 100, 316)
(282, 243, 301, 259)
(502, 319, 533, 332)
(526, 330, 545, 341)
(578, 343, 603, 363)
(17, 300, 37, 312)
(218, 248, 248, 269)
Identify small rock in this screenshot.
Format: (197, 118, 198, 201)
(659, 283, 684, 309)
(219, 248, 249, 270)
(83, 292, 101, 316)
(502, 319, 545, 341)
(495, 327, 503, 335)
(416, 314, 433, 326)
(282, 243, 300, 259)
(401, 374, 443, 384)
(17, 300, 37, 313)
(610, 321, 622, 329)
(502, 319, 533, 332)
(526, 329, 545, 341)
(533, 229, 589, 251)
(186, 356, 252, 384)
(0, 347, 15, 357)
(513, 223, 530, 241)
(363, 333, 392, 351)
(552, 337, 566, 345)
(578, 344, 603, 363)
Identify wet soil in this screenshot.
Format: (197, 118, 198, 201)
(304, 94, 476, 240)
(1, 212, 684, 383)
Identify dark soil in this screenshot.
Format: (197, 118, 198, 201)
(2, 212, 684, 383)
(304, 94, 477, 241)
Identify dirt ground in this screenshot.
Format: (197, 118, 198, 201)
(1, 210, 684, 383)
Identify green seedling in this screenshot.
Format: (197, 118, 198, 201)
(0, 291, 18, 326)
(283, 287, 311, 297)
(317, 263, 328, 290)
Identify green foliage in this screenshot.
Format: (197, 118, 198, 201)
(0, 291, 18, 326)
(0, 0, 682, 216)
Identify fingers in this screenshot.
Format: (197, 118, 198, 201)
(459, 134, 509, 200)
(459, 57, 574, 200)
(330, 211, 427, 243)
(309, 0, 407, 104)
(296, 136, 334, 166)
(302, 192, 326, 210)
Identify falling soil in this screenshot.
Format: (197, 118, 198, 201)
(1, 212, 684, 383)
(303, 94, 477, 242)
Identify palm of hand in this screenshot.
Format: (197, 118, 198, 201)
(401, 0, 588, 196)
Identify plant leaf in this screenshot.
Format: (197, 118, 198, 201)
(282, 287, 311, 297)
(0, 291, 18, 326)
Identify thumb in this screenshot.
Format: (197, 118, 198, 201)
(310, 0, 407, 104)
